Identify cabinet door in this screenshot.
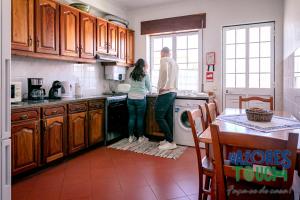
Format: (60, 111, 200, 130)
(146, 98, 164, 137)
(60, 5, 80, 57)
(96, 19, 108, 54)
(88, 110, 104, 146)
(12, 121, 40, 175)
(118, 27, 127, 63)
(35, 0, 59, 55)
(107, 23, 118, 56)
(43, 116, 66, 163)
(11, 0, 34, 51)
(68, 112, 88, 154)
(80, 13, 96, 59)
(127, 30, 135, 65)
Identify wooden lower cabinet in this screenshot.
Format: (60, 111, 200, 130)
(68, 112, 88, 154)
(43, 116, 66, 163)
(145, 97, 164, 137)
(12, 121, 40, 176)
(88, 109, 104, 145)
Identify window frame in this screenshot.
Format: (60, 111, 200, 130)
(150, 31, 203, 92)
(222, 22, 275, 92)
(294, 48, 300, 89)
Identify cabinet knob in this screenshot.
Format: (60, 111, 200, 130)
(36, 39, 40, 47)
(52, 111, 58, 115)
(20, 114, 28, 120)
(28, 37, 33, 47)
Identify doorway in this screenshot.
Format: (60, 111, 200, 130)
(222, 22, 275, 109)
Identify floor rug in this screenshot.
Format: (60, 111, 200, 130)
(108, 138, 187, 159)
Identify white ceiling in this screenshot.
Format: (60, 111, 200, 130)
(108, 0, 183, 10)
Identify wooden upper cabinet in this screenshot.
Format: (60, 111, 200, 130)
(118, 27, 127, 63)
(35, 0, 59, 55)
(127, 29, 135, 65)
(43, 116, 66, 163)
(12, 121, 40, 175)
(80, 13, 96, 59)
(96, 19, 108, 54)
(12, 0, 34, 51)
(108, 23, 118, 56)
(60, 5, 80, 57)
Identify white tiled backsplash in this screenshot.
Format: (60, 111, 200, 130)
(11, 56, 109, 98)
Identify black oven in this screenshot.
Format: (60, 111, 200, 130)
(105, 95, 128, 144)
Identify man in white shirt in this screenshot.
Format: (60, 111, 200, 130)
(155, 47, 178, 150)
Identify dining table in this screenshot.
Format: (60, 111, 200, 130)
(199, 108, 300, 175)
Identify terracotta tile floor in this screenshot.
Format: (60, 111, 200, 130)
(12, 147, 201, 200)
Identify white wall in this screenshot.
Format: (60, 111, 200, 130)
(128, 0, 284, 110)
(283, 0, 300, 119)
(11, 56, 109, 98)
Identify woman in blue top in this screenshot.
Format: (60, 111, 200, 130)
(128, 59, 151, 143)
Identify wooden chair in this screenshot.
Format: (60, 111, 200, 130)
(210, 124, 298, 200)
(239, 96, 274, 110)
(205, 101, 220, 124)
(187, 109, 215, 200)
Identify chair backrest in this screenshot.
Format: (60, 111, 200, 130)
(210, 124, 298, 200)
(239, 96, 274, 110)
(187, 108, 207, 167)
(205, 102, 219, 124)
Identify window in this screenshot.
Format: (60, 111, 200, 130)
(150, 32, 201, 92)
(295, 48, 300, 88)
(223, 23, 274, 89)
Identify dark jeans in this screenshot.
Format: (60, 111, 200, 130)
(127, 98, 147, 137)
(155, 92, 177, 142)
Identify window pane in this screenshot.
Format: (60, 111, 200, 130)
(153, 64, 160, 70)
(163, 37, 172, 50)
(226, 59, 235, 73)
(236, 74, 246, 88)
(295, 48, 300, 56)
(249, 58, 259, 73)
(260, 74, 271, 88)
(154, 52, 160, 65)
(188, 49, 198, 63)
(236, 29, 246, 43)
(151, 70, 159, 90)
(178, 70, 198, 91)
(154, 38, 162, 51)
(226, 30, 235, 44)
(295, 75, 300, 88)
(249, 43, 259, 58)
(250, 27, 259, 42)
(249, 74, 259, 88)
(188, 34, 198, 48)
(177, 36, 187, 49)
(176, 50, 187, 63)
(178, 64, 187, 69)
(260, 26, 271, 42)
(236, 59, 246, 73)
(260, 42, 271, 57)
(236, 44, 246, 58)
(260, 58, 271, 73)
(226, 74, 235, 88)
(295, 57, 300, 72)
(188, 63, 198, 69)
(226, 44, 235, 59)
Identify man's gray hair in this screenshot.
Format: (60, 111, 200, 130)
(161, 47, 170, 54)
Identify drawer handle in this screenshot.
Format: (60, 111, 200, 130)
(20, 115, 28, 120)
(51, 111, 58, 115)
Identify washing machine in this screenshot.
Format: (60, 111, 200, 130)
(174, 98, 207, 146)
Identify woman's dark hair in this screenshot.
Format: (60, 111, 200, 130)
(130, 59, 146, 81)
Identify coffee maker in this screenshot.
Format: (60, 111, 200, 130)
(28, 78, 46, 100)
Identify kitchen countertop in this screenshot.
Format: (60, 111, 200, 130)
(11, 95, 111, 110)
(11, 93, 209, 110)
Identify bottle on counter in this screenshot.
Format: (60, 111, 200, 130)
(75, 80, 82, 98)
